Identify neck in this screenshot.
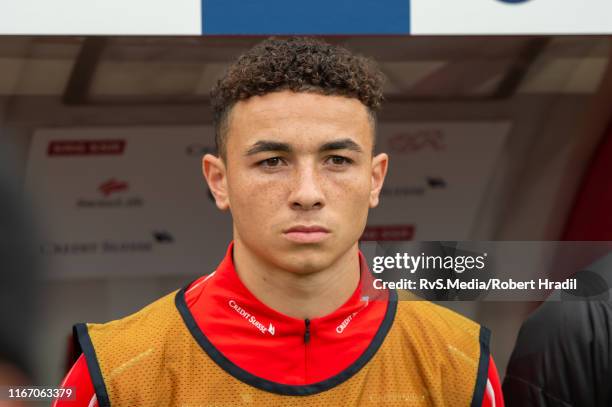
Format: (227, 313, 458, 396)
(232, 239, 360, 320)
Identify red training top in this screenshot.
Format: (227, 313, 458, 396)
(54, 243, 504, 406)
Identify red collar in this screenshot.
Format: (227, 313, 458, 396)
(184, 242, 389, 385)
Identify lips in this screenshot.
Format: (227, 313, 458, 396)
(285, 225, 329, 233)
(283, 225, 330, 243)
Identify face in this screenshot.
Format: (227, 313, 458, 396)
(203, 91, 388, 273)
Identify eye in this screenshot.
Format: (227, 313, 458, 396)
(326, 155, 353, 166)
(258, 157, 286, 168)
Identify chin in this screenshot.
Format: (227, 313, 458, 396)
(278, 247, 335, 274)
(285, 260, 328, 274)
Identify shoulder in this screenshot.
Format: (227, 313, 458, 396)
(504, 299, 612, 406)
(382, 294, 490, 405)
(522, 297, 611, 342)
(77, 289, 182, 354)
(389, 294, 488, 371)
(506, 298, 612, 382)
(73, 289, 195, 406)
(394, 293, 483, 340)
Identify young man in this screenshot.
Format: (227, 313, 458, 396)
(55, 37, 503, 406)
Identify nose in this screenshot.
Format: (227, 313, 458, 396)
(289, 164, 325, 211)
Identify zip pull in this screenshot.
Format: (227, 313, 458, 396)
(304, 318, 311, 343)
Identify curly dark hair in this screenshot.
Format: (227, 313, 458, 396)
(210, 37, 386, 158)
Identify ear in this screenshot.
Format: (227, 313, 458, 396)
(369, 153, 389, 208)
(203, 154, 230, 211)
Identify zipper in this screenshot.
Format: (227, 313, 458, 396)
(304, 318, 311, 383)
(304, 318, 311, 343)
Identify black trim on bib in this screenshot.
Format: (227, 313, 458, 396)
(175, 286, 398, 396)
(73, 323, 112, 407)
(470, 325, 492, 407)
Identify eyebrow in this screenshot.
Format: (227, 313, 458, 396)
(245, 141, 292, 156)
(319, 138, 363, 153)
(245, 138, 363, 156)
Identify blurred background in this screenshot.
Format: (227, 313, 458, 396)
(1, 35, 611, 387)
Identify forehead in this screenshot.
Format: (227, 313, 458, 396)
(226, 91, 373, 150)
